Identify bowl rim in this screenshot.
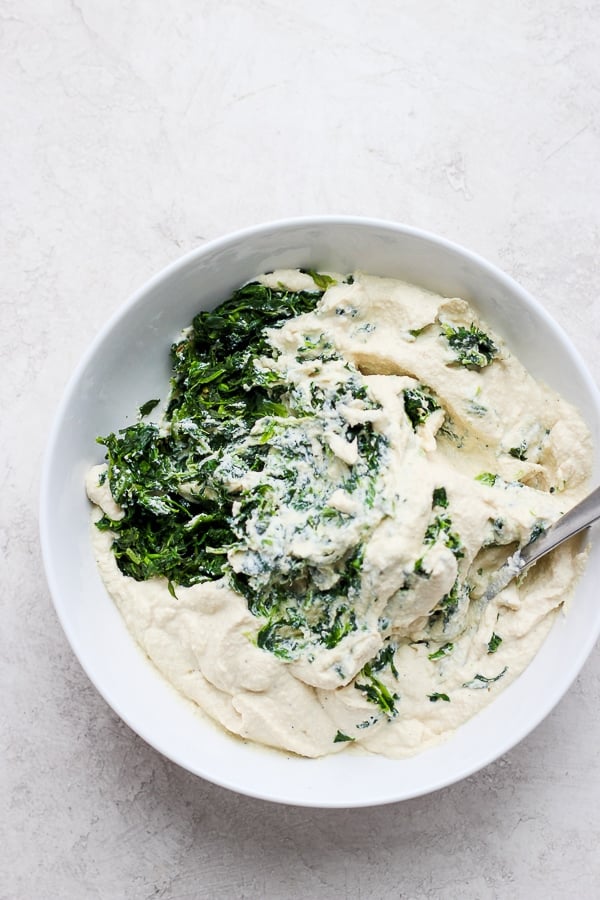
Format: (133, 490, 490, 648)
(40, 215, 600, 807)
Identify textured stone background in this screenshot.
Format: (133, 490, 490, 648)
(2, 1, 600, 897)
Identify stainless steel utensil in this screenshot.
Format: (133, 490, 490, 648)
(483, 485, 600, 603)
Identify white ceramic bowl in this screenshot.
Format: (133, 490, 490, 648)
(40, 217, 600, 807)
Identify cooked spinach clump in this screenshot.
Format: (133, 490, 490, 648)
(95, 278, 388, 659)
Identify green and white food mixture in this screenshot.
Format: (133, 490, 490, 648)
(86, 270, 592, 758)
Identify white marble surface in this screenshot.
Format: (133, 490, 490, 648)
(3, 1, 600, 897)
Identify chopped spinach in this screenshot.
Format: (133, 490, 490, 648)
(476, 472, 498, 486)
(138, 398, 160, 418)
(529, 520, 546, 543)
(354, 643, 399, 717)
(333, 730, 355, 743)
(509, 442, 528, 461)
(414, 557, 431, 578)
(487, 632, 503, 654)
(403, 385, 440, 429)
(354, 677, 399, 717)
(428, 578, 470, 629)
(424, 515, 464, 559)
(369, 642, 399, 678)
(96, 423, 235, 585)
(432, 487, 448, 509)
(441, 323, 498, 368)
(98, 282, 321, 586)
(428, 692, 450, 702)
(463, 666, 508, 689)
(428, 642, 454, 660)
(438, 580, 461, 615)
(304, 269, 338, 291)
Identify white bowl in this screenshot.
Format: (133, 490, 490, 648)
(40, 217, 600, 807)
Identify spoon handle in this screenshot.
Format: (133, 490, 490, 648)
(520, 485, 600, 568)
(482, 485, 600, 603)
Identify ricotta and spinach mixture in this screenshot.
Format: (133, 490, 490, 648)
(86, 270, 592, 758)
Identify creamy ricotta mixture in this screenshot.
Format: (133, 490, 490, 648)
(87, 270, 592, 758)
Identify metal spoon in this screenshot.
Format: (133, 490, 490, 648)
(482, 485, 600, 603)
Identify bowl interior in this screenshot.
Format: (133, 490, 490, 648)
(41, 218, 600, 807)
